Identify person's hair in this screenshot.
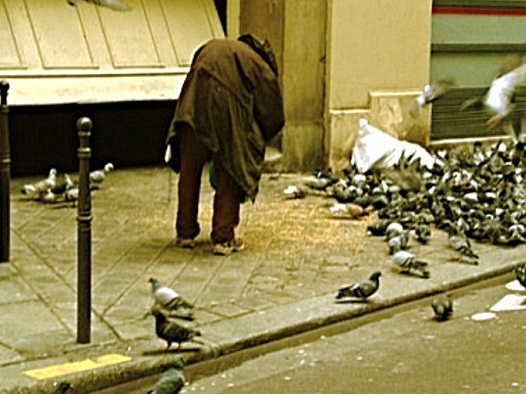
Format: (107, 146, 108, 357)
(238, 34, 279, 76)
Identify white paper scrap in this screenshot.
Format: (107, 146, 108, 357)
(490, 294, 526, 312)
(505, 280, 526, 292)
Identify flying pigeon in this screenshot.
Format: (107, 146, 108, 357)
(52, 382, 72, 394)
(431, 294, 453, 321)
(152, 307, 201, 350)
(515, 262, 526, 289)
(392, 250, 430, 278)
(410, 79, 455, 117)
(147, 357, 185, 394)
(149, 278, 194, 321)
(66, 0, 131, 11)
(89, 163, 114, 186)
(335, 271, 381, 301)
(461, 53, 526, 140)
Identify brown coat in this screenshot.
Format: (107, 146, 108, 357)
(166, 38, 284, 201)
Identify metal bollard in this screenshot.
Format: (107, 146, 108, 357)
(0, 80, 10, 262)
(76, 117, 92, 343)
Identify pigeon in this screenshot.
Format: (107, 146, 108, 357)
(410, 79, 455, 117)
(431, 294, 453, 321)
(385, 221, 404, 240)
(303, 170, 338, 191)
(283, 185, 307, 199)
(515, 262, 526, 289)
(414, 222, 431, 244)
(152, 307, 201, 350)
(66, 0, 131, 11)
(335, 271, 381, 301)
(447, 223, 479, 264)
(147, 357, 185, 394)
(65, 187, 79, 202)
(366, 219, 392, 236)
(461, 53, 526, 140)
(40, 190, 63, 204)
(50, 173, 74, 195)
(21, 168, 58, 198)
(149, 277, 194, 320)
(52, 382, 72, 394)
(90, 163, 114, 186)
(388, 232, 409, 255)
(392, 250, 430, 278)
(329, 202, 366, 219)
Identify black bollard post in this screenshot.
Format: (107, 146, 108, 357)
(76, 117, 92, 344)
(0, 80, 10, 262)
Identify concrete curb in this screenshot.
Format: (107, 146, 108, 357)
(3, 252, 523, 394)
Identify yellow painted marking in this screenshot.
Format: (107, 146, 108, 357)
(23, 353, 132, 380)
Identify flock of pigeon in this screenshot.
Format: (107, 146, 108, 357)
(291, 139, 526, 320)
(20, 163, 114, 204)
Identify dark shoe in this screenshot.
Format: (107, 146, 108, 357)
(213, 238, 244, 256)
(176, 237, 196, 249)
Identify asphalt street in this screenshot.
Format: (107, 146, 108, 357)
(180, 275, 526, 394)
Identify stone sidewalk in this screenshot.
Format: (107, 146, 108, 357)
(0, 165, 524, 393)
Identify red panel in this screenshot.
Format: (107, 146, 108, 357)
(433, 6, 526, 15)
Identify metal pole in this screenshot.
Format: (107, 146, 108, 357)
(0, 80, 10, 262)
(76, 117, 92, 343)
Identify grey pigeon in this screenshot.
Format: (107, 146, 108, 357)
(52, 382, 72, 394)
(66, 0, 131, 11)
(149, 277, 194, 320)
(515, 262, 526, 288)
(392, 250, 430, 278)
(152, 307, 201, 350)
(414, 222, 431, 244)
(431, 294, 453, 321)
(50, 173, 74, 195)
(388, 232, 409, 255)
(65, 187, 79, 202)
(147, 357, 185, 394)
(385, 221, 404, 240)
(336, 271, 381, 301)
(447, 224, 479, 264)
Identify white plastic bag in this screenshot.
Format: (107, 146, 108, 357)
(352, 119, 438, 172)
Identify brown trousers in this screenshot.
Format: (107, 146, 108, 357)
(176, 127, 244, 244)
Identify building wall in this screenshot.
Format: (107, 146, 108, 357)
(280, 0, 327, 171)
(328, 0, 431, 109)
(325, 0, 432, 170)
